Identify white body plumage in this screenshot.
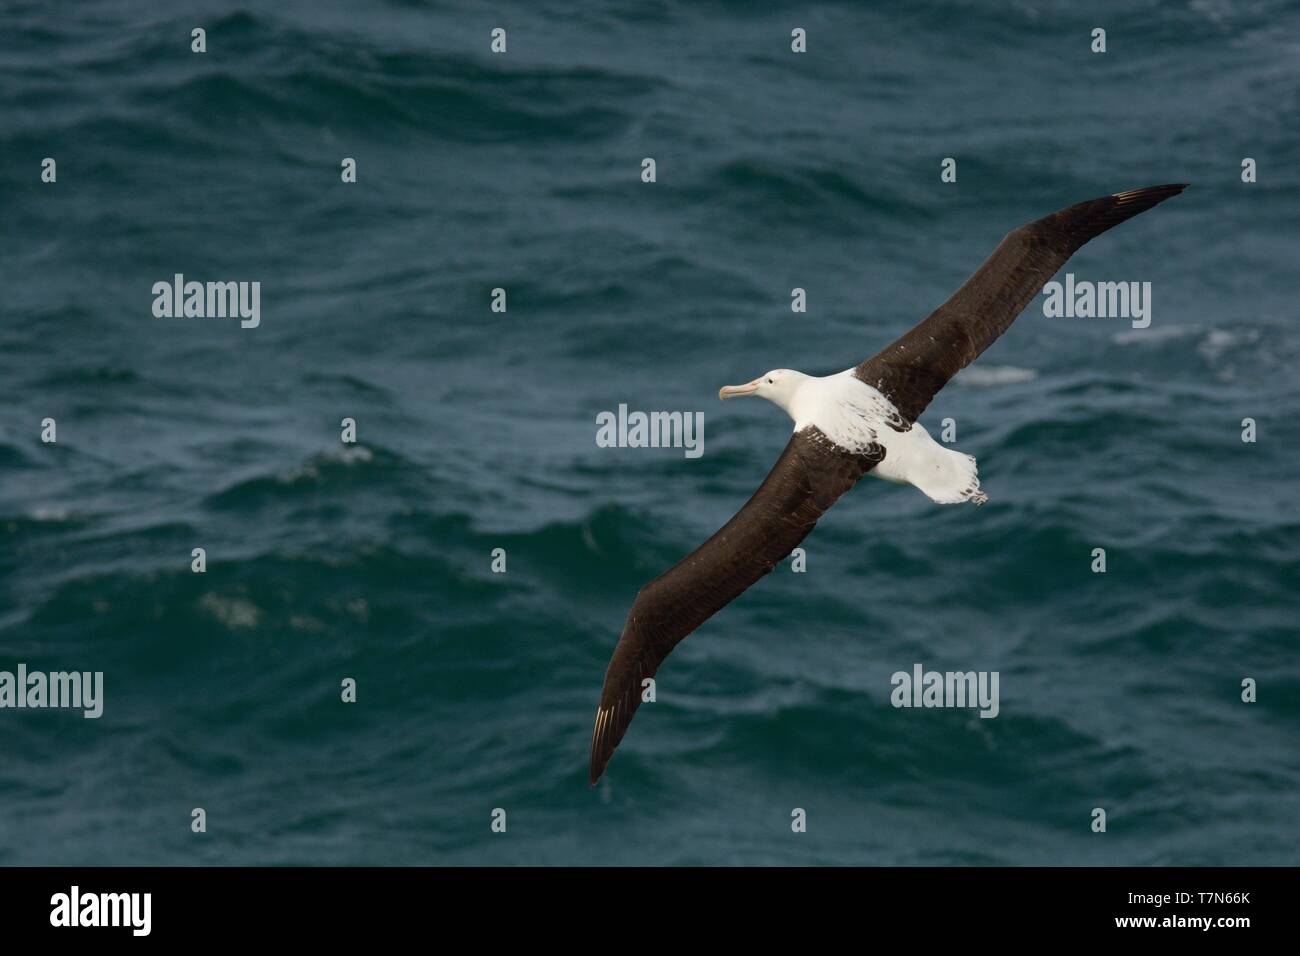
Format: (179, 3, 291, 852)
(726, 368, 987, 505)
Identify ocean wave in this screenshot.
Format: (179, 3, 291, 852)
(683, 156, 924, 233)
(203, 444, 394, 510)
(0, 441, 35, 470)
(138, 22, 660, 146)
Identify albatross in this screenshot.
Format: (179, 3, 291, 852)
(589, 183, 1186, 784)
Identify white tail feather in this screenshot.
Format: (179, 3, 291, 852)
(912, 447, 987, 506)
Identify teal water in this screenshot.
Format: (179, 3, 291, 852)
(1, 1, 1298, 865)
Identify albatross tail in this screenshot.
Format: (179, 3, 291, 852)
(913, 445, 986, 505)
(869, 420, 988, 505)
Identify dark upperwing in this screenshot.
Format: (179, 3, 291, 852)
(854, 184, 1187, 425)
(589, 428, 884, 784)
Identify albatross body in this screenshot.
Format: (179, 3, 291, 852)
(724, 368, 986, 505)
(589, 183, 1187, 784)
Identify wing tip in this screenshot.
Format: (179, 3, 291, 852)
(588, 705, 612, 786)
(1069, 183, 1186, 240)
(588, 747, 611, 786)
(1112, 182, 1189, 203)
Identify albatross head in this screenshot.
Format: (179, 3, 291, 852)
(718, 368, 810, 413)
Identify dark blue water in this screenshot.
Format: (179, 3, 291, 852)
(1, 0, 1297, 865)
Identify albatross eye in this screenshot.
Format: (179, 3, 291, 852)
(766, 377, 774, 384)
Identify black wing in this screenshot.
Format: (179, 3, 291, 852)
(854, 184, 1187, 424)
(589, 428, 883, 784)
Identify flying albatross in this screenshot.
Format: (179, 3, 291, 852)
(589, 183, 1186, 784)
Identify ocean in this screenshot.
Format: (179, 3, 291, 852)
(1, 0, 1297, 865)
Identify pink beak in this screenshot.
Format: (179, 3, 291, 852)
(718, 379, 762, 400)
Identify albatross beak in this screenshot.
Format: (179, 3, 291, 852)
(719, 379, 762, 400)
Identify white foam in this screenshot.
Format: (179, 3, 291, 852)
(952, 365, 1038, 386)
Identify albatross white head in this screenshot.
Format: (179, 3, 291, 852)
(718, 368, 812, 416)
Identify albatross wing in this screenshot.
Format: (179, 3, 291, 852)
(589, 428, 884, 784)
(854, 183, 1187, 424)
